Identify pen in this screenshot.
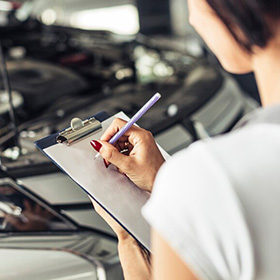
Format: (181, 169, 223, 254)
(93, 92, 161, 160)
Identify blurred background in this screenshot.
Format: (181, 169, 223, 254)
(0, 1, 260, 279)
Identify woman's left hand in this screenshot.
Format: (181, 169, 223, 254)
(89, 196, 129, 240)
(90, 196, 151, 280)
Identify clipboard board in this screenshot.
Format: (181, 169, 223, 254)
(35, 111, 169, 251)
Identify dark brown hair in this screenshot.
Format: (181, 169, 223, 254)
(205, 0, 280, 52)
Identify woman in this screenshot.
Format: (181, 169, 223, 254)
(90, 0, 280, 279)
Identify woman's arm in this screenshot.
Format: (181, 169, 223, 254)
(118, 235, 151, 280)
(90, 197, 151, 280)
(92, 194, 198, 280)
(151, 229, 198, 280)
(89, 119, 169, 279)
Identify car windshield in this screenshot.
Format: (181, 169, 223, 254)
(0, 179, 75, 232)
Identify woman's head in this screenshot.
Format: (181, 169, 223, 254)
(188, 0, 280, 74)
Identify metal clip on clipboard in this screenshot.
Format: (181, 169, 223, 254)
(56, 117, 102, 145)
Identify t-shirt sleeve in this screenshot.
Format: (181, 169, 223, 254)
(142, 142, 254, 280)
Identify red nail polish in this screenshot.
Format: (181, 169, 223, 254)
(90, 140, 102, 152)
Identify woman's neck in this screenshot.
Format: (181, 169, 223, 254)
(252, 37, 280, 107)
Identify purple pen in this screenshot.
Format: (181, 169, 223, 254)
(94, 92, 161, 160)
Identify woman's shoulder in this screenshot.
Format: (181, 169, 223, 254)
(143, 132, 258, 279)
(159, 119, 280, 181)
(144, 121, 280, 280)
(234, 104, 280, 128)
(158, 120, 280, 200)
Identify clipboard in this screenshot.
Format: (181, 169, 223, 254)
(35, 111, 169, 251)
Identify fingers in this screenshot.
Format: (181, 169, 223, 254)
(100, 118, 141, 143)
(88, 195, 129, 239)
(88, 196, 113, 224)
(98, 141, 134, 172)
(100, 118, 153, 152)
(89, 197, 111, 226)
(100, 118, 127, 141)
(116, 141, 132, 153)
(91, 117, 163, 192)
(89, 196, 99, 211)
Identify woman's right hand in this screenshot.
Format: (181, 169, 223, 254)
(91, 118, 165, 193)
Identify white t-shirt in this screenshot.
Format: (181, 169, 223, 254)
(142, 105, 280, 280)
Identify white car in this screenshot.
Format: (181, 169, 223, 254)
(0, 177, 123, 280)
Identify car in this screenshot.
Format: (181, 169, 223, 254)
(0, 176, 123, 280)
(0, 1, 259, 279)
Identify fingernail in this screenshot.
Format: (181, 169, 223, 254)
(90, 140, 102, 152)
(103, 159, 109, 168)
